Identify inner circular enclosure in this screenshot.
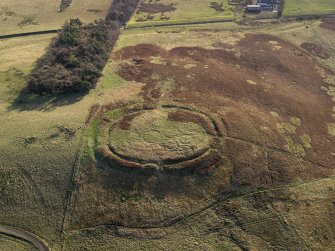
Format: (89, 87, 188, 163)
(109, 108, 212, 163)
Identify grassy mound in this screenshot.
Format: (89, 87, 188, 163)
(109, 109, 211, 162)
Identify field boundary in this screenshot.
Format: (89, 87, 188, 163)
(127, 17, 235, 29)
(1, 13, 335, 39)
(122, 13, 335, 29)
(0, 30, 59, 40)
(60, 1, 142, 250)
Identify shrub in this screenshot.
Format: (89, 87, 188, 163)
(28, 0, 140, 95)
(59, 0, 73, 12)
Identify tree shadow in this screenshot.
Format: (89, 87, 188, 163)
(8, 87, 85, 112)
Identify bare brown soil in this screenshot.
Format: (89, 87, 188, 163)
(301, 42, 330, 59)
(114, 33, 335, 182)
(320, 17, 335, 31)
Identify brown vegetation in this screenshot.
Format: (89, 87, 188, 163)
(69, 32, 335, 239)
(114, 33, 335, 177)
(301, 42, 330, 59)
(115, 112, 142, 130)
(320, 17, 335, 31)
(210, 2, 225, 12)
(138, 2, 176, 14)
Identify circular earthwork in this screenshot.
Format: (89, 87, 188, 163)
(95, 104, 223, 174)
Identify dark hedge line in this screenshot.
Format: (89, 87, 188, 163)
(28, 0, 140, 95)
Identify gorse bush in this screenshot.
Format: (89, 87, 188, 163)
(106, 0, 140, 24)
(29, 0, 140, 95)
(29, 19, 119, 94)
(59, 0, 73, 12)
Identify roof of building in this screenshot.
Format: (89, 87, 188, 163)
(247, 5, 261, 8)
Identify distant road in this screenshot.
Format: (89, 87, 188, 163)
(126, 18, 235, 29)
(0, 225, 49, 251)
(127, 13, 335, 29)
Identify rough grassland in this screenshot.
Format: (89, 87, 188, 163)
(0, 34, 53, 103)
(110, 110, 211, 161)
(283, 0, 335, 17)
(0, 0, 111, 35)
(0, 34, 102, 249)
(0, 35, 52, 71)
(128, 0, 235, 28)
(0, 234, 37, 251)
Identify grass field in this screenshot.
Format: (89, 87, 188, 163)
(0, 34, 54, 103)
(0, 34, 102, 249)
(128, 0, 235, 28)
(0, 0, 111, 35)
(0, 234, 37, 251)
(283, 0, 335, 17)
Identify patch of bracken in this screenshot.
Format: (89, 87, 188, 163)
(301, 42, 330, 59)
(210, 2, 224, 12)
(138, 3, 176, 14)
(59, 0, 73, 12)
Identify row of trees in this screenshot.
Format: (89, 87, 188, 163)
(28, 0, 140, 95)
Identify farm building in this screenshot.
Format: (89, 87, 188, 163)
(258, 0, 275, 10)
(257, 0, 277, 5)
(259, 3, 273, 11)
(246, 5, 261, 13)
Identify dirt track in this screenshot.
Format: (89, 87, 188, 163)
(0, 225, 49, 251)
